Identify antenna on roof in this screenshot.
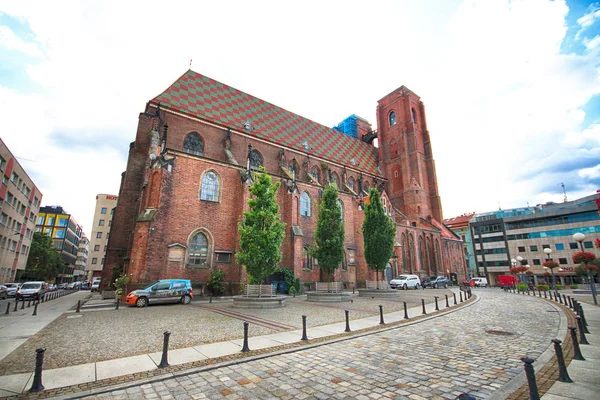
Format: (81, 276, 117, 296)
(560, 182, 567, 202)
(189, 59, 193, 69)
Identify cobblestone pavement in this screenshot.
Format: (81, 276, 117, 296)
(84, 290, 560, 400)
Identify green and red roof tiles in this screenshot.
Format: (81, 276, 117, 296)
(151, 70, 381, 177)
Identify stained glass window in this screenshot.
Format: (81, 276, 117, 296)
(184, 133, 204, 156)
(200, 171, 219, 202)
(249, 150, 263, 169)
(189, 232, 208, 265)
(300, 192, 311, 217)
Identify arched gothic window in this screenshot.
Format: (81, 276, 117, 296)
(311, 167, 320, 183)
(347, 177, 355, 192)
(411, 108, 417, 123)
(188, 231, 209, 266)
(300, 192, 311, 217)
(337, 199, 344, 220)
(389, 111, 396, 126)
(289, 159, 299, 177)
(302, 246, 313, 270)
(249, 149, 263, 170)
(200, 171, 220, 202)
(183, 132, 204, 156)
(331, 172, 339, 187)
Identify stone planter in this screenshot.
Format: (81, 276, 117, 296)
(101, 290, 116, 300)
(358, 289, 399, 299)
(305, 291, 352, 302)
(232, 295, 287, 308)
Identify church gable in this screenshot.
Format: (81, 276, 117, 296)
(151, 70, 381, 177)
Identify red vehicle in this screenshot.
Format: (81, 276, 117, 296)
(497, 275, 517, 288)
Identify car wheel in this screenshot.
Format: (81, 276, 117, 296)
(444, 283, 448, 289)
(403, 284, 408, 290)
(181, 295, 191, 305)
(414, 283, 420, 290)
(433, 283, 438, 289)
(136, 297, 148, 307)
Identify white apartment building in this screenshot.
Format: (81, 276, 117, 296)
(86, 194, 118, 279)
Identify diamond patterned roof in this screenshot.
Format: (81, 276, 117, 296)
(151, 70, 381, 177)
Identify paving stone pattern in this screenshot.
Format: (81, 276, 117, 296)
(88, 291, 560, 400)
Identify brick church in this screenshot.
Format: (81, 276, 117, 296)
(102, 70, 466, 293)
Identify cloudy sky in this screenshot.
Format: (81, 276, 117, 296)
(1, 0, 599, 237)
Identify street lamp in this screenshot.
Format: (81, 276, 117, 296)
(543, 247, 556, 290)
(573, 232, 598, 305)
(517, 256, 524, 286)
(511, 258, 517, 289)
(525, 264, 531, 287)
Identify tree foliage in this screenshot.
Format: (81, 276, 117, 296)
(25, 232, 62, 281)
(237, 168, 286, 284)
(362, 188, 396, 286)
(207, 268, 226, 295)
(312, 184, 345, 281)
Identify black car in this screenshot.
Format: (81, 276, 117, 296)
(423, 276, 450, 289)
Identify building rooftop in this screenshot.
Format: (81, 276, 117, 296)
(151, 70, 382, 177)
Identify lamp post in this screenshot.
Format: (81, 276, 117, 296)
(572, 233, 598, 306)
(511, 258, 517, 289)
(525, 264, 531, 287)
(543, 247, 556, 289)
(517, 256, 524, 286)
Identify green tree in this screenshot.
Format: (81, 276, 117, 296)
(312, 184, 345, 282)
(237, 168, 286, 284)
(363, 188, 396, 288)
(207, 268, 226, 295)
(25, 232, 62, 281)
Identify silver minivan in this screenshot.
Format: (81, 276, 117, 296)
(390, 274, 421, 290)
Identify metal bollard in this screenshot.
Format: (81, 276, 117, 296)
(115, 298, 120, 310)
(578, 304, 590, 333)
(13, 299, 18, 312)
(551, 339, 573, 383)
(434, 296, 439, 311)
(567, 296, 573, 309)
(301, 315, 308, 341)
(403, 302, 409, 319)
(569, 326, 585, 361)
(548, 291, 553, 301)
(32, 301, 38, 316)
(21, 298, 25, 309)
(521, 357, 540, 400)
(345, 310, 351, 332)
(563, 294, 568, 305)
(453, 293, 457, 305)
(5, 303, 10, 315)
(379, 305, 385, 325)
(209, 295, 212, 304)
(41, 294, 44, 303)
(420, 299, 426, 315)
(241, 321, 250, 352)
(29, 348, 46, 392)
(27, 299, 31, 308)
(445, 294, 449, 308)
(544, 290, 547, 299)
(158, 331, 171, 368)
(76, 300, 81, 313)
(576, 316, 589, 345)
(460, 292, 463, 302)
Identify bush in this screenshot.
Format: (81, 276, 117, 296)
(207, 269, 226, 296)
(517, 284, 528, 292)
(294, 277, 301, 293)
(555, 284, 563, 290)
(570, 284, 578, 289)
(288, 286, 297, 296)
(536, 284, 549, 291)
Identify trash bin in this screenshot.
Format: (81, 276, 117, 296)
(279, 281, 286, 294)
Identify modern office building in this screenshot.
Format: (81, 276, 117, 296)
(470, 192, 600, 286)
(0, 138, 43, 282)
(36, 206, 84, 283)
(444, 212, 476, 278)
(76, 235, 89, 281)
(86, 194, 118, 280)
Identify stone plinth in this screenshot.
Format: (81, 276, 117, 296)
(358, 289, 399, 299)
(305, 291, 352, 302)
(232, 295, 286, 308)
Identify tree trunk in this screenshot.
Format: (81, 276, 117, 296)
(376, 270, 380, 289)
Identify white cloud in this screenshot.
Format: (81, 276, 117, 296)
(577, 5, 600, 28)
(0, 0, 598, 233)
(0, 25, 43, 57)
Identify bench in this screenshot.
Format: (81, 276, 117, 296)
(244, 284, 275, 297)
(366, 281, 390, 290)
(315, 282, 343, 293)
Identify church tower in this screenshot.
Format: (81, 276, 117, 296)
(376, 86, 443, 223)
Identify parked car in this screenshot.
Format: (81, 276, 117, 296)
(4, 283, 21, 297)
(423, 276, 450, 289)
(47, 283, 57, 291)
(81, 282, 89, 290)
(389, 275, 421, 290)
(125, 279, 193, 307)
(0, 285, 7, 300)
(467, 277, 488, 287)
(57, 283, 68, 290)
(497, 275, 517, 288)
(16, 281, 48, 300)
(91, 281, 101, 292)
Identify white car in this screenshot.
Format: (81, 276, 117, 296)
(390, 274, 421, 290)
(91, 281, 100, 292)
